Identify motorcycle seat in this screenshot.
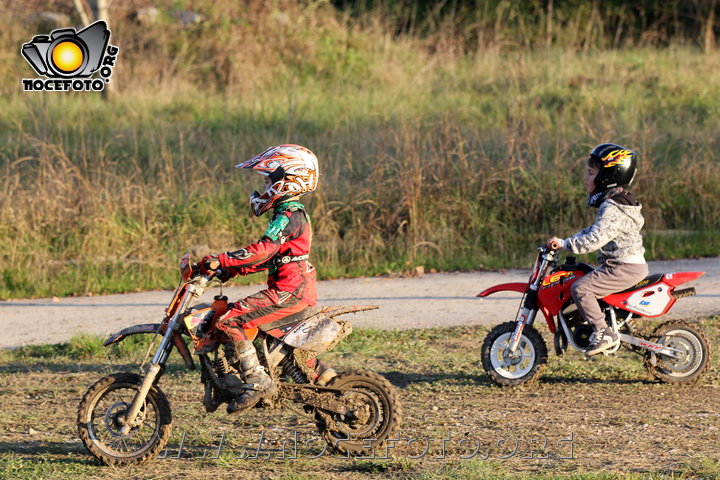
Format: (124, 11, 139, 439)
(616, 273, 664, 294)
(257, 305, 325, 332)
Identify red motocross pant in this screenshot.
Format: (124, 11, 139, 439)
(215, 288, 311, 342)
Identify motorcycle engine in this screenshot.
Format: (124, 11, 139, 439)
(572, 324, 594, 349)
(561, 304, 593, 348)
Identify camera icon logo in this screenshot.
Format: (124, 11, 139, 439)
(21, 20, 119, 92)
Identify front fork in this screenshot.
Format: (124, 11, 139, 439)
(507, 248, 554, 354)
(118, 325, 176, 435)
(507, 290, 539, 354)
(119, 364, 163, 435)
(119, 283, 203, 435)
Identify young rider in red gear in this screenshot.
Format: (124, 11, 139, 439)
(201, 144, 319, 414)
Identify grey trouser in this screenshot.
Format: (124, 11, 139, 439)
(570, 261, 649, 331)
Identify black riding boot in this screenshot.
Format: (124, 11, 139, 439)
(224, 340, 274, 414)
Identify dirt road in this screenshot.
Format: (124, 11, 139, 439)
(1, 257, 719, 348)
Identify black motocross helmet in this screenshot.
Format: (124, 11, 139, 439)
(588, 143, 637, 192)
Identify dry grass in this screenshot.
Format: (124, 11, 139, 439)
(1, 2, 720, 298)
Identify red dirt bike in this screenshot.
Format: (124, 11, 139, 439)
(77, 254, 401, 465)
(477, 246, 712, 386)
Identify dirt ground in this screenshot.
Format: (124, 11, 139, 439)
(1, 259, 719, 478)
(1, 325, 719, 478)
(1, 257, 719, 348)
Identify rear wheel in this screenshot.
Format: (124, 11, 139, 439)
(77, 373, 172, 465)
(481, 322, 548, 386)
(315, 370, 401, 455)
(645, 321, 711, 385)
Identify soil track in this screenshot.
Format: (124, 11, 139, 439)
(1, 257, 719, 348)
(1, 328, 718, 478)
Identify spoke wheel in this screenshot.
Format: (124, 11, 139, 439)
(77, 373, 172, 465)
(645, 321, 712, 385)
(315, 370, 401, 456)
(481, 322, 547, 386)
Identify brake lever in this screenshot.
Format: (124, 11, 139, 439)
(206, 267, 229, 284)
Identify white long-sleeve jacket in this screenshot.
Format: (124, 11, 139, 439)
(563, 199, 646, 264)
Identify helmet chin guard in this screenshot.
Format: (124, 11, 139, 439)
(237, 145, 319, 216)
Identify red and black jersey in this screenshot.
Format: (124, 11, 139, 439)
(217, 201, 316, 305)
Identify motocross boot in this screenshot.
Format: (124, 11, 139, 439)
(225, 340, 274, 414)
(312, 359, 337, 386)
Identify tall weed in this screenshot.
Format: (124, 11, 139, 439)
(1, 3, 719, 298)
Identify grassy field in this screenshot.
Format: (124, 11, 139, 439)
(0, 317, 719, 479)
(1, 1, 720, 299)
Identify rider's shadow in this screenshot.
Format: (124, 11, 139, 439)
(540, 374, 654, 385)
(383, 370, 654, 388)
(0, 361, 189, 375)
(0, 440, 92, 460)
(0, 362, 124, 374)
(382, 370, 492, 388)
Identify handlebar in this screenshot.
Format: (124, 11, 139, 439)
(189, 261, 227, 284)
(536, 245, 558, 261)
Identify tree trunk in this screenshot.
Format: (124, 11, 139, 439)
(72, 0, 91, 26)
(704, 0, 717, 53)
(89, 0, 113, 98)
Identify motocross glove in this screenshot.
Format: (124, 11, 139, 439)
(199, 254, 222, 275)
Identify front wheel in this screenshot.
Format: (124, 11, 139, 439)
(645, 321, 712, 385)
(315, 370, 402, 456)
(481, 321, 548, 386)
(77, 372, 173, 465)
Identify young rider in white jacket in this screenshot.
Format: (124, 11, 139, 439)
(547, 143, 648, 356)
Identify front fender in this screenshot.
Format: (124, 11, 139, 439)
(477, 282, 528, 297)
(102, 323, 164, 347)
(103, 323, 195, 371)
(477, 282, 555, 333)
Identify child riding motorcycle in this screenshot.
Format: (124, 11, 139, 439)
(200, 144, 322, 413)
(547, 143, 648, 356)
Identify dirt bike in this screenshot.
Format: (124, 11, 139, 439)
(477, 246, 712, 387)
(77, 254, 402, 465)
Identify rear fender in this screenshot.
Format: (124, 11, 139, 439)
(321, 305, 379, 317)
(282, 314, 347, 352)
(477, 282, 528, 297)
(663, 271, 705, 287)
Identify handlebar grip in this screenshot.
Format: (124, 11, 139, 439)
(549, 241, 561, 251)
(207, 259, 221, 270)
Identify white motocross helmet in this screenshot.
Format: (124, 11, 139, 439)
(236, 144, 319, 216)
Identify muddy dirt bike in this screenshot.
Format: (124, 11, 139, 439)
(77, 254, 402, 465)
(477, 246, 712, 386)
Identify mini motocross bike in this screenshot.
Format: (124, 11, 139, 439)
(477, 246, 711, 386)
(77, 254, 402, 465)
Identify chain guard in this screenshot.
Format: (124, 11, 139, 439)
(285, 384, 377, 434)
(281, 383, 377, 417)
